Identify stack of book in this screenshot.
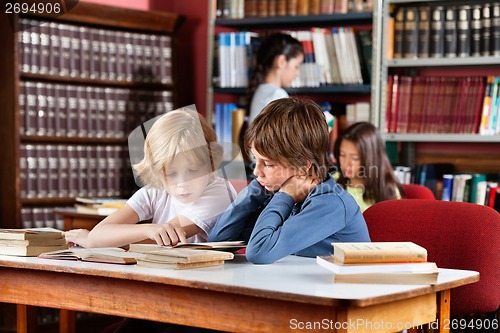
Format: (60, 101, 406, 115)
(317, 242, 439, 284)
(129, 243, 239, 270)
(74, 197, 127, 215)
(0, 228, 68, 256)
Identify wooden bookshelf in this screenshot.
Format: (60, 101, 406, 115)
(0, 2, 181, 233)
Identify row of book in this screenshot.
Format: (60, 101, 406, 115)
(21, 207, 66, 230)
(20, 144, 135, 199)
(317, 242, 439, 284)
(215, 28, 371, 88)
(19, 18, 173, 83)
(216, 0, 373, 19)
(391, 3, 500, 59)
(214, 103, 246, 146)
(385, 75, 500, 135)
(20, 81, 173, 139)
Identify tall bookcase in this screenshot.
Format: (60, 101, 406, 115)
(374, 0, 500, 172)
(0, 3, 181, 231)
(206, 0, 380, 128)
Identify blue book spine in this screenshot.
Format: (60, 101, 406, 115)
(441, 174, 453, 201)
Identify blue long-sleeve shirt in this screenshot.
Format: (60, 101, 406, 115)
(208, 175, 370, 264)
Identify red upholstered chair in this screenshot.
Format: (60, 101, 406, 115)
(228, 178, 249, 194)
(363, 199, 500, 319)
(402, 184, 435, 200)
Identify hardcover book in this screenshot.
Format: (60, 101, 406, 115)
(39, 247, 141, 264)
(332, 242, 428, 264)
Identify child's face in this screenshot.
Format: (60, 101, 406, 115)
(280, 54, 304, 87)
(339, 140, 362, 183)
(251, 146, 296, 192)
(162, 153, 211, 204)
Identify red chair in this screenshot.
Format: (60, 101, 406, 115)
(228, 178, 249, 194)
(403, 184, 435, 200)
(363, 199, 500, 319)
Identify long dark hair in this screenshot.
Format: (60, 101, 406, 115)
(246, 32, 304, 111)
(333, 122, 405, 202)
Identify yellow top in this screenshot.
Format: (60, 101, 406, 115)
(332, 172, 401, 212)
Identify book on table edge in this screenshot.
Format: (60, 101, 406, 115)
(0, 243, 69, 257)
(136, 258, 226, 270)
(0, 227, 64, 241)
(332, 242, 428, 264)
(332, 268, 439, 285)
(316, 255, 438, 275)
(38, 247, 143, 264)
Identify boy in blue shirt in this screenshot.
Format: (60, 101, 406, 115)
(209, 97, 370, 264)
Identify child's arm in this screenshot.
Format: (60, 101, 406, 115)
(68, 204, 196, 248)
(246, 185, 349, 264)
(208, 179, 271, 242)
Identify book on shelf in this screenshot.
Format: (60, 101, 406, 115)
(331, 269, 438, 285)
(39, 247, 142, 265)
(332, 242, 428, 264)
(74, 197, 127, 215)
(0, 227, 67, 256)
(130, 246, 235, 270)
(317, 256, 439, 285)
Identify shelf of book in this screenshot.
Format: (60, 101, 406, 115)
(21, 72, 176, 90)
(375, 0, 500, 149)
(386, 56, 500, 67)
(20, 135, 128, 144)
(207, 0, 378, 137)
(0, 3, 181, 233)
(384, 133, 500, 142)
(215, 12, 373, 29)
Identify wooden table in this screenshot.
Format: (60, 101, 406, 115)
(0, 254, 479, 333)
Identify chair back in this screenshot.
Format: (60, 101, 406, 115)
(403, 184, 435, 199)
(228, 178, 249, 194)
(363, 199, 500, 318)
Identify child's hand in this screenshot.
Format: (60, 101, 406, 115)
(279, 175, 319, 203)
(145, 222, 188, 246)
(64, 229, 90, 248)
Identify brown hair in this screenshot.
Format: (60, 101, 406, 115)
(245, 97, 330, 181)
(333, 122, 404, 202)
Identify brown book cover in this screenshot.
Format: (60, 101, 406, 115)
(393, 7, 405, 58)
(386, 16, 395, 59)
(257, 0, 269, 17)
(297, 0, 309, 15)
(137, 259, 225, 270)
(332, 242, 428, 264)
(287, 0, 298, 16)
(403, 7, 418, 58)
(417, 6, 430, 58)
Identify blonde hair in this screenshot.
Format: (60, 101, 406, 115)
(133, 109, 222, 189)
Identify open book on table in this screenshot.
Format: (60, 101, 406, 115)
(129, 241, 246, 252)
(39, 247, 144, 265)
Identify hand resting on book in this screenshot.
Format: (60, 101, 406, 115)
(65, 229, 91, 248)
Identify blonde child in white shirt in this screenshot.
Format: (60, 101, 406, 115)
(65, 108, 236, 248)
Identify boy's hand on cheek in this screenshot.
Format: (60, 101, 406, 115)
(279, 175, 318, 203)
(145, 223, 187, 246)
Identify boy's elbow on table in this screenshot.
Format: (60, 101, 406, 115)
(245, 247, 279, 265)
